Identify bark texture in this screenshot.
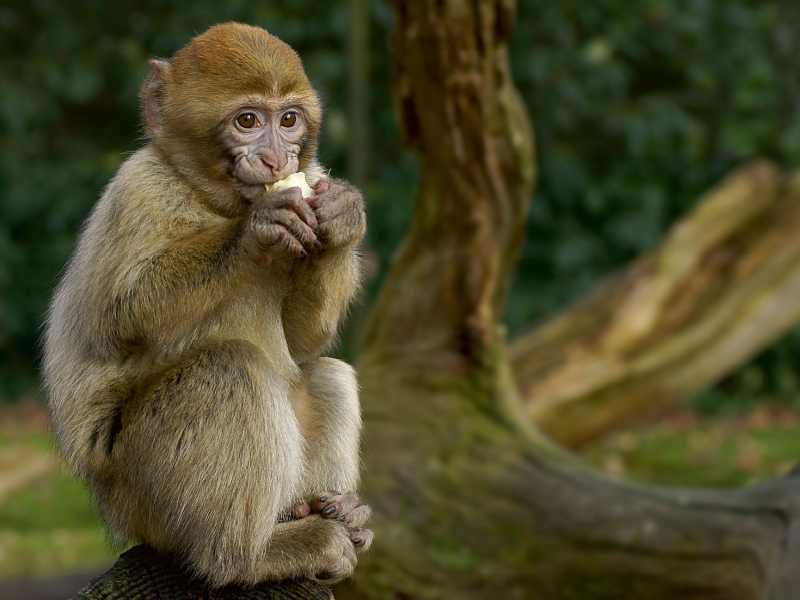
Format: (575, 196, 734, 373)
(511, 162, 800, 446)
(72, 545, 333, 600)
(333, 0, 800, 598)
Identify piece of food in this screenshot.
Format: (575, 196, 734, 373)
(265, 171, 314, 198)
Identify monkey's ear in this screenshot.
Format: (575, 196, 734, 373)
(144, 59, 170, 135)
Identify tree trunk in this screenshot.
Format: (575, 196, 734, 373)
(334, 0, 800, 598)
(510, 162, 800, 447)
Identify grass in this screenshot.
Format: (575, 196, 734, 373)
(581, 404, 800, 487)
(0, 460, 117, 580)
(0, 402, 116, 579)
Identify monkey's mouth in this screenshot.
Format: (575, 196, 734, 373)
(230, 156, 298, 201)
(231, 177, 269, 202)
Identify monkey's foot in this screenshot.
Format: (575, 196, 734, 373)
(311, 492, 374, 553)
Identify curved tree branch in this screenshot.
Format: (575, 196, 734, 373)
(360, 0, 535, 377)
(510, 162, 800, 446)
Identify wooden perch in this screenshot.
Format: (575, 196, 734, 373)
(510, 161, 800, 446)
(73, 545, 333, 600)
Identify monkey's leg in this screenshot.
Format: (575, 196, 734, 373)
(96, 340, 326, 587)
(295, 357, 362, 496)
(292, 358, 374, 553)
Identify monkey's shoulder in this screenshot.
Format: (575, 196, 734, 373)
(92, 146, 221, 244)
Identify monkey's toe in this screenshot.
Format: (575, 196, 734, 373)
(350, 528, 373, 553)
(313, 492, 361, 519)
(292, 501, 311, 519)
(343, 504, 371, 529)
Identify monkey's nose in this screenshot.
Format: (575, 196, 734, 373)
(259, 150, 288, 173)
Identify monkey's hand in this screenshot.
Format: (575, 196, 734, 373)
(308, 179, 366, 251)
(246, 186, 321, 267)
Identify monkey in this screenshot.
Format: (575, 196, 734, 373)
(41, 22, 372, 587)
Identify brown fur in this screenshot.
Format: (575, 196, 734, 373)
(42, 23, 370, 587)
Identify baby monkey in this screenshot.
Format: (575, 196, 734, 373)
(42, 23, 372, 586)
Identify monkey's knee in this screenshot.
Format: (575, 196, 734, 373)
(297, 358, 361, 496)
(302, 357, 359, 419)
(300, 357, 361, 450)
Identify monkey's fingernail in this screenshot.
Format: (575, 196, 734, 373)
(352, 537, 363, 545)
(316, 571, 335, 580)
(299, 249, 308, 257)
(323, 505, 337, 516)
(319, 496, 328, 503)
(333, 515, 346, 522)
(313, 239, 322, 250)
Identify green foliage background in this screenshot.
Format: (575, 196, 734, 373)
(1, 0, 799, 411)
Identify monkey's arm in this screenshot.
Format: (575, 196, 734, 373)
(281, 179, 366, 360)
(108, 219, 255, 347)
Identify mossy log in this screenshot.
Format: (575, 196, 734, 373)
(511, 161, 800, 447)
(72, 545, 333, 600)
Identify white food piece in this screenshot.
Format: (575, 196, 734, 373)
(265, 172, 314, 198)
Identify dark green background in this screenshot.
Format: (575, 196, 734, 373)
(1, 0, 798, 414)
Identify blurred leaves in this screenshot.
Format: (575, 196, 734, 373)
(0, 0, 798, 409)
(507, 0, 800, 409)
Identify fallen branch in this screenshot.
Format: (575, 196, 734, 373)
(511, 161, 800, 446)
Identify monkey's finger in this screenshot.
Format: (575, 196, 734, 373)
(265, 208, 319, 250)
(314, 179, 330, 196)
(272, 190, 319, 230)
(264, 186, 304, 205)
(343, 504, 371, 529)
(350, 528, 373, 553)
(257, 248, 274, 268)
(253, 223, 307, 257)
(310, 492, 338, 513)
(307, 180, 336, 210)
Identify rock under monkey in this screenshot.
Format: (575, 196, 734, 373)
(42, 22, 372, 586)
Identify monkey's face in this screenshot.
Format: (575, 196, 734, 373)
(221, 95, 309, 202)
(141, 23, 323, 212)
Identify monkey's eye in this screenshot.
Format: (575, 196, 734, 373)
(280, 111, 298, 128)
(236, 113, 257, 129)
